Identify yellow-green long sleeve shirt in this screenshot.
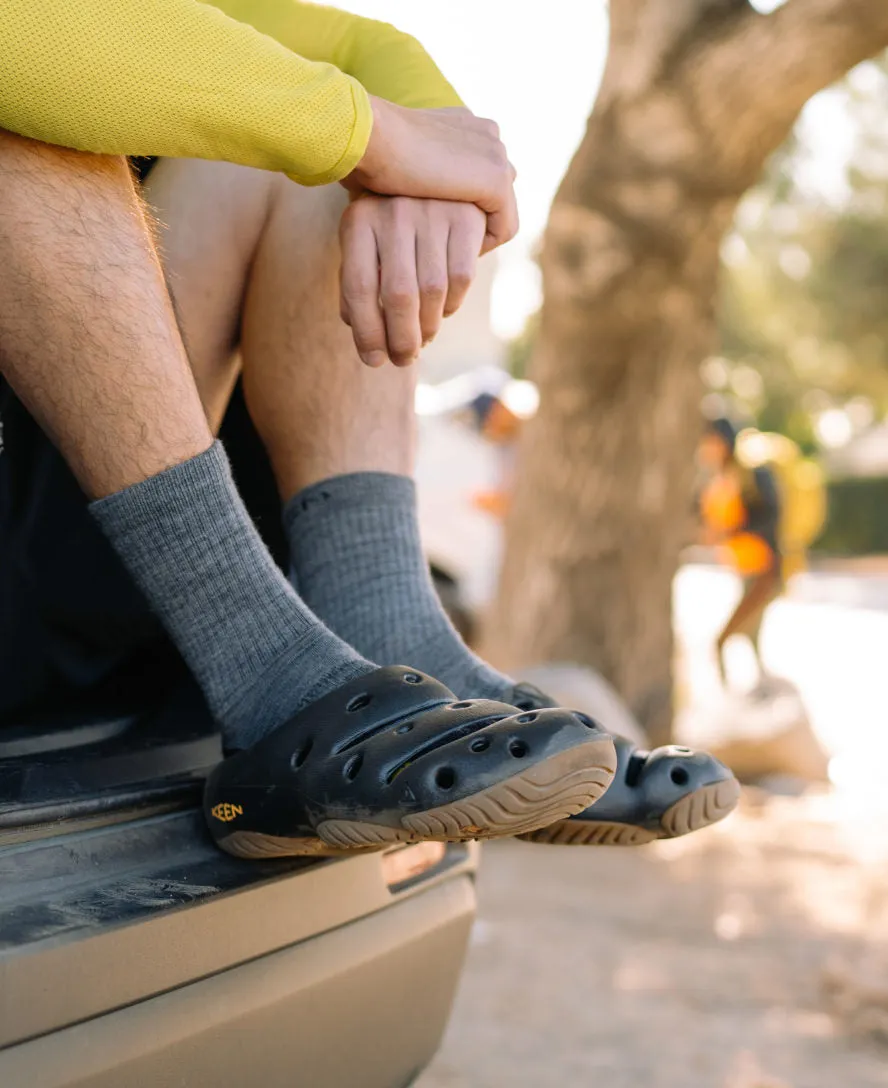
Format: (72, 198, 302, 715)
(0, 0, 462, 186)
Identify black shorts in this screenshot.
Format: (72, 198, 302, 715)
(0, 379, 287, 725)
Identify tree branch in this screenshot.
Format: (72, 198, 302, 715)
(689, 0, 888, 184)
(768, 0, 888, 100)
(598, 0, 753, 108)
(558, 0, 888, 218)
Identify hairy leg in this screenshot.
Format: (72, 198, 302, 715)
(140, 162, 735, 852)
(145, 160, 416, 495)
(0, 143, 621, 857)
(0, 130, 211, 497)
(143, 157, 275, 434)
(146, 163, 514, 699)
(145, 163, 734, 849)
(0, 136, 372, 747)
(243, 182, 417, 496)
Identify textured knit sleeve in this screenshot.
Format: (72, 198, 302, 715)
(0, 0, 374, 185)
(214, 0, 463, 110)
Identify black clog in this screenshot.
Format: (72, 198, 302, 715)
(503, 683, 740, 846)
(204, 667, 617, 858)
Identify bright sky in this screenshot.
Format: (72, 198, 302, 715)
(335, 0, 854, 340)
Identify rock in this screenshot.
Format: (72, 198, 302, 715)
(677, 677, 829, 783)
(518, 662, 648, 747)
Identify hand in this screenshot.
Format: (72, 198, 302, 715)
(345, 99, 518, 255)
(339, 195, 486, 367)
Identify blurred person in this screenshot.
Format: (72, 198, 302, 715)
(466, 390, 522, 518)
(698, 418, 782, 688)
(0, 0, 737, 856)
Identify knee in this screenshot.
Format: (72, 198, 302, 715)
(268, 178, 348, 254)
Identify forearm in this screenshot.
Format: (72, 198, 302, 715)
(0, 0, 372, 185)
(214, 0, 463, 109)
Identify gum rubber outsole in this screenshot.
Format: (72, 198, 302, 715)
(517, 777, 741, 846)
(660, 776, 741, 836)
(217, 734, 617, 859)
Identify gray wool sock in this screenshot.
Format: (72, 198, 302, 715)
(284, 472, 514, 703)
(90, 442, 373, 750)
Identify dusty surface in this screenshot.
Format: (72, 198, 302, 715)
(417, 791, 888, 1088)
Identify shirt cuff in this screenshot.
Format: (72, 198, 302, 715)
(287, 77, 373, 187)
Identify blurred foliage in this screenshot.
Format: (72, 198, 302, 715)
(819, 478, 888, 553)
(715, 54, 888, 455)
(506, 309, 539, 380)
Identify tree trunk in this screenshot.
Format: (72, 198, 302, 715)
(483, 0, 888, 746)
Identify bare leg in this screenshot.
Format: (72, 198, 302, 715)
(745, 606, 769, 685)
(0, 138, 374, 751)
(142, 161, 741, 852)
(144, 161, 415, 499)
(146, 163, 516, 703)
(243, 182, 417, 497)
(716, 567, 781, 688)
(145, 157, 273, 434)
(0, 131, 211, 497)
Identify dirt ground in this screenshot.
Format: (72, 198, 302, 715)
(418, 790, 888, 1088)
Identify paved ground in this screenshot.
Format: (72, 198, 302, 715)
(417, 569, 888, 1087)
(675, 566, 888, 789)
(418, 795, 888, 1088)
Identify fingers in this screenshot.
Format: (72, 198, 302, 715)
(377, 203, 421, 366)
(416, 212, 449, 346)
(339, 208, 387, 368)
(445, 206, 485, 317)
(481, 168, 519, 254)
(340, 196, 489, 368)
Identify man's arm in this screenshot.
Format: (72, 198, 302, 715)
(2, 0, 515, 248)
(1, 0, 373, 185)
(214, 0, 464, 110)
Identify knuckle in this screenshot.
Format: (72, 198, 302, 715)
(342, 200, 369, 229)
(389, 196, 414, 225)
(387, 318, 420, 348)
(390, 332, 420, 353)
(382, 284, 418, 311)
(341, 276, 377, 303)
(352, 326, 385, 354)
(444, 273, 473, 315)
(421, 202, 445, 229)
(449, 269, 473, 294)
(390, 343, 421, 365)
(388, 327, 421, 355)
(420, 276, 447, 301)
(461, 201, 486, 226)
